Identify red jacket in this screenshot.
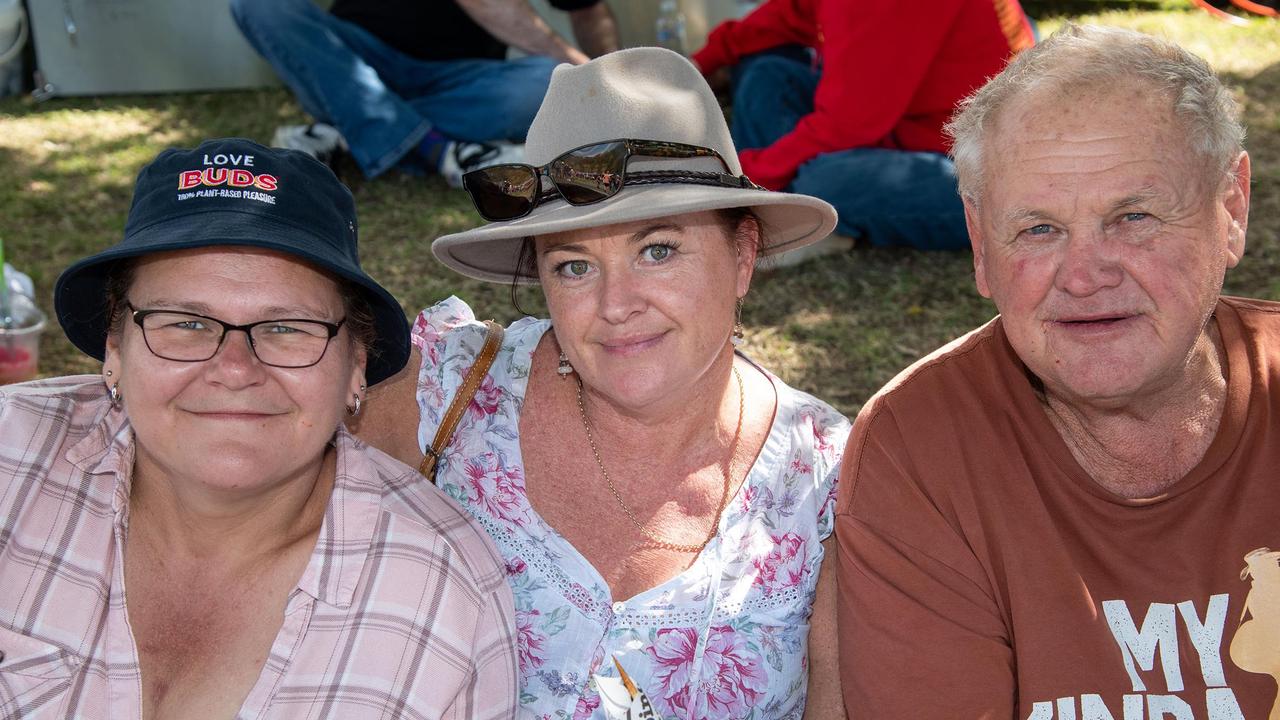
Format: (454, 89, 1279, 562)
(693, 0, 1035, 190)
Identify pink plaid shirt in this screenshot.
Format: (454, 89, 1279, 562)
(0, 376, 517, 719)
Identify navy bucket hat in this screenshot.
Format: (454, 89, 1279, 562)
(55, 138, 410, 384)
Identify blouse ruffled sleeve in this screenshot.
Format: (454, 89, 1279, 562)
(411, 296, 477, 361)
(409, 296, 489, 455)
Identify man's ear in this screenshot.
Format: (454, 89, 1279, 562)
(965, 199, 991, 299)
(1223, 151, 1250, 269)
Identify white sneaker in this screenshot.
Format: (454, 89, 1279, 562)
(271, 123, 348, 165)
(438, 140, 525, 189)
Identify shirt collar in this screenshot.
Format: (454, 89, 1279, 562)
(65, 396, 131, 475)
(64, 397, 136, 520)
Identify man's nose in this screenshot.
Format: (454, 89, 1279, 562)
(1054, 226, 1125, 297)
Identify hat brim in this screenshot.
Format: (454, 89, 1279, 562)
(54, 213, 410, 385)
(433, 184, 838, 283)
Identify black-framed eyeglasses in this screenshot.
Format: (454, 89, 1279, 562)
(461, 138, 764, 222)
(128, 303, 345, 369)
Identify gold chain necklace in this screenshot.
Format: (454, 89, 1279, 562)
(575, 365, 744, 553)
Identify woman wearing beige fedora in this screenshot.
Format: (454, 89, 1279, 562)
(355, 47, 850, 719)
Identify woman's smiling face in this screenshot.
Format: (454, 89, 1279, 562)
(104, 246, 366, 493)
(535, 210, 756, 410)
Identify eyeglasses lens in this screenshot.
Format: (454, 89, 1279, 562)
(467, 165, 540, 220)
(549, 142, 628, 205)
(250, 321, 333, 367)
(138, 312, 333, 367)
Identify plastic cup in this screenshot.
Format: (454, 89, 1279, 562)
(0, 304, 45, 385)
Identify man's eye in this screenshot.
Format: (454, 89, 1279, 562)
(171, 320, 207, 331)
(557, 260, 591, 278)
(1025, 224, 1054, 236)
(642, 244, 674, 262)
(1122, 212, 1150, 222)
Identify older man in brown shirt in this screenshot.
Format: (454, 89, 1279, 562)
(836, 25, 1268, 719)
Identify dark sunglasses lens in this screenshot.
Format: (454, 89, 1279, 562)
(464, 166, 539, 220)
(549, 142, 628, 205)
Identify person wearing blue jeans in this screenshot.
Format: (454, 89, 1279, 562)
(231, 0, 617, 184)
(692, 0, 1035, 252)
(731, 51, 968, 251)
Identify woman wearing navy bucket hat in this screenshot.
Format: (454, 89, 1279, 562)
(356, 48, 851, 719)
(0, 139, 516, 718)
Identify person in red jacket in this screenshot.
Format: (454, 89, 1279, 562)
(692, 0, 1034, 251)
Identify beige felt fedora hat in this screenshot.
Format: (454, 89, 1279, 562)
(432, 46, 837, 283)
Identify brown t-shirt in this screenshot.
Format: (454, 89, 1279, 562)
(836, 296, 1280, 720)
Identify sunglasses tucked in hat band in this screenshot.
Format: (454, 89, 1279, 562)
(432, 47, 838, 284)
(54, 138, 410, 385)
(462, 139, 764, 222)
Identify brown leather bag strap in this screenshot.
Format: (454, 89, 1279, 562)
(419, 320, 504, 481)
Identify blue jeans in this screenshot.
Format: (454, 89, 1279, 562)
(731, 51, 969, 251)
(231, 0, 558, 178)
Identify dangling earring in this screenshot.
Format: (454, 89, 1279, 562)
(349, 393, 363, 417)
(731, 298, 745, 347)
(557, 351, 574, 378)
(108, 382, 122, 408)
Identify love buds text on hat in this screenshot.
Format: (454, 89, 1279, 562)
(176, 152, 279, 206)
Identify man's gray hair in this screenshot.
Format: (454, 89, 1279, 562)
(945, 24, 1244, 206)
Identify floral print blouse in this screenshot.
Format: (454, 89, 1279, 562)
(411, 298, 851, 720)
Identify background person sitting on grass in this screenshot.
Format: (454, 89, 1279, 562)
(231, 0, 619, 187)
(692, 0, 1035, 253)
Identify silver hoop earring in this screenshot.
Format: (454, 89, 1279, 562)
(108, 382, 122, 408)
(350, 393, 363, 417)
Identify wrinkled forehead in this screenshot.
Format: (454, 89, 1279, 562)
(979, 84, 1215, 205)
(1003, 79, 1228, 184)
(992, 79, 1182, 148)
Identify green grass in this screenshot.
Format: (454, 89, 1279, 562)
(1, 6, 1277, 416)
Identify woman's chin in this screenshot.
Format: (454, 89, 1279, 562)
(139, 440, 323, 494)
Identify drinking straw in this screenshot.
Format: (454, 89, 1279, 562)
(0, 234, 11, 331)
(0, 234, 13, 364)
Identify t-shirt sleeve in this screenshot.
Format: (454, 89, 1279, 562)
(836, 399, 1016, 718)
